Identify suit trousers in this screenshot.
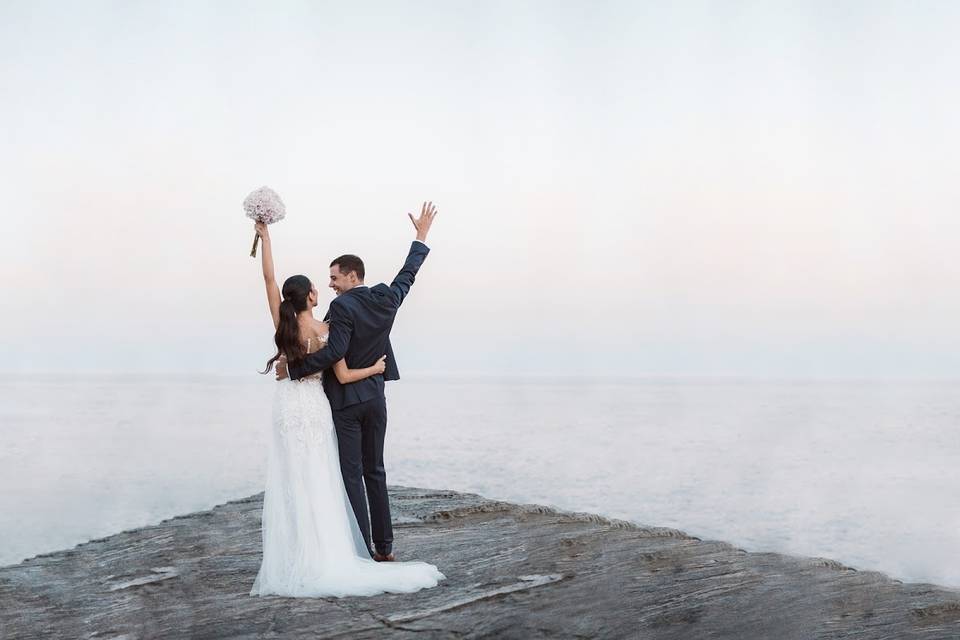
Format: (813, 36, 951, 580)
(332, 396, 393, 556)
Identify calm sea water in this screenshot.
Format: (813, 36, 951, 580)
(1, 374, 958, 586)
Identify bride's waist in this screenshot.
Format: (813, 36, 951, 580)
(279, 372, 323, 384)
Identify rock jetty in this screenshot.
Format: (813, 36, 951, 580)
(2, 487, 959, 639)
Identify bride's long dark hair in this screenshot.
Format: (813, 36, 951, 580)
(261, 275, 312, 374)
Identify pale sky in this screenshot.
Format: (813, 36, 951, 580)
(2, 1, 959, 377)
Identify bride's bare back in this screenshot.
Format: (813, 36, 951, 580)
(301, 321, 330, 356)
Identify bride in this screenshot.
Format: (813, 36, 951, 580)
(249, 220, 444, 598)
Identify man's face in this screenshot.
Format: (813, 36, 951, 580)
(329, 265, 360, 295)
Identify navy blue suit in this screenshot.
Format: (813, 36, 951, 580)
(288, 241, 429, 555)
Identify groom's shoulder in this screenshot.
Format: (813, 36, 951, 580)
(369, 283, 394, 300)
(329, 294, 355, 311)
(333, 286, 374, 308)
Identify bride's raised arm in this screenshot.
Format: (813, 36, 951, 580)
(255, 221, 281, 329)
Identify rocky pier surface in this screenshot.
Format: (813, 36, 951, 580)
(2, 486, 960, 639)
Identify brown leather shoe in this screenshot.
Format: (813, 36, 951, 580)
(373, 552, 395, 562)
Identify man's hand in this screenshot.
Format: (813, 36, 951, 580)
(275, 356, 289, 381)
(408, 201, 438, 243)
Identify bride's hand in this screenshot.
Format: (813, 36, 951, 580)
(255, 221, 270, 241)
(373, 355, 387, 375)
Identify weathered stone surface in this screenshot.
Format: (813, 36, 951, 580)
(2, 487, 959, 639)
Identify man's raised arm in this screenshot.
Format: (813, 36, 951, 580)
(389, 242, 430, 308)
(389, 201, 438, 307)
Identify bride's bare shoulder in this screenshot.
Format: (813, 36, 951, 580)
(306, 321, 330, 350)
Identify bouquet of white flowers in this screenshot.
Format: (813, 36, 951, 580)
(244, 186, 286, 257)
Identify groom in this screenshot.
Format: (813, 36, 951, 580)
(276, 202, 437, 561)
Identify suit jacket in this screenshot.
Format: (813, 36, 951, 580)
(288, 241, 430, 410)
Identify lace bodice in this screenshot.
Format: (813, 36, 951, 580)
(295, 334, 329, 382)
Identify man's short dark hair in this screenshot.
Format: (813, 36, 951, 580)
(330, 254, 365, 280)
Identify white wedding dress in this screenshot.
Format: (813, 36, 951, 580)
(250, 336, 444, 597)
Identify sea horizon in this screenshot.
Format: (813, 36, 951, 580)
(2, 374, 959, 588)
